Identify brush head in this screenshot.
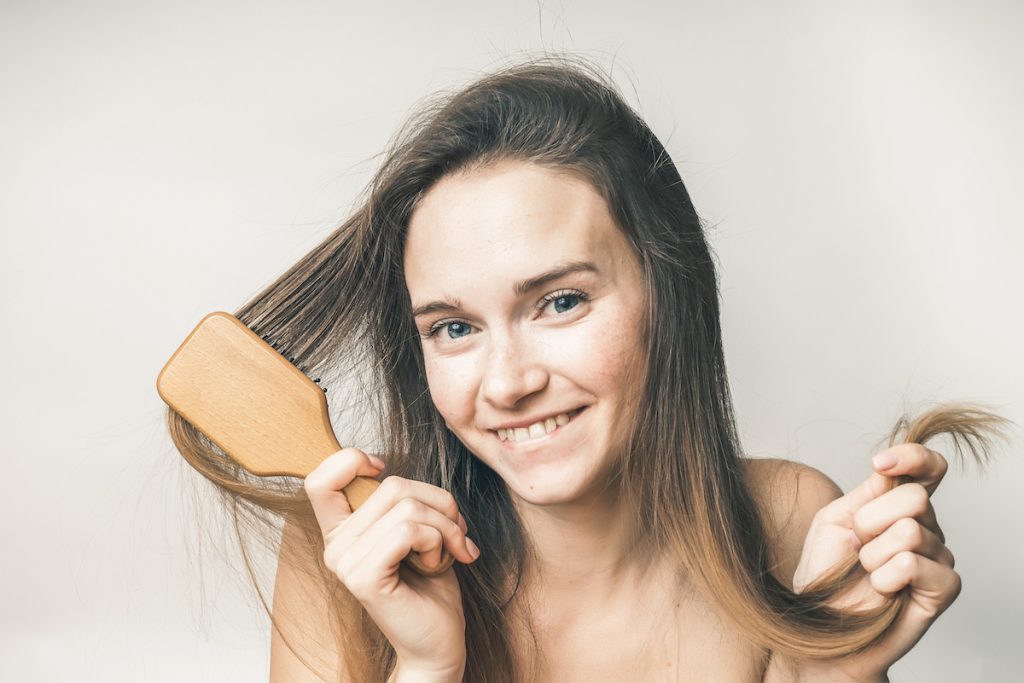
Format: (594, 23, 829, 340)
(156, 311, 341, 479)
(156, 311, 453, 575)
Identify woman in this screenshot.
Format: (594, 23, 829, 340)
(167, 56, 1006, 682)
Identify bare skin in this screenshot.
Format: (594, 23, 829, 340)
(505, 552, 769, 681)
(500, 456, 841, 681)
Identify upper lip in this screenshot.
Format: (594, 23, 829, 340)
(489, 406, 586, 431)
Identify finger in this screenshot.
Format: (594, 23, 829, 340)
(871, 444, 949, 495)
(339, 501, 477, 579)
(868, 551, 962, 616)
(338, 521, 447, 601)
(365, 521, 448, 579)
(851, 482, 944, 545)
(378, 497, 477, 565)
(824, 446, 950, 521)
(343, 475, 463, 538)
(860, 553, 963, 660)
(858, 517, 955, 572)
(818, 468, 895, 523)
(304, 448, 384, 538)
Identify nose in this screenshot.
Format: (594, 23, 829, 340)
(480, 330, 549, 409)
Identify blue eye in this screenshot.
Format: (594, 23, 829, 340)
(538, 288, 589, 314)
(428, 321, 471, 340)
(550, 294, 579, 313)
(442, 323, 468, 339)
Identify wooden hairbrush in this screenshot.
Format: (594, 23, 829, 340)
(156, 310, 454, 576)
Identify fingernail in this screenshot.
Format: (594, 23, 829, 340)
(466, 537, 481, 560)
(369, 455, 386, 469)
(872, 451, 897, 470)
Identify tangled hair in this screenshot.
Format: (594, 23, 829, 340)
(164, 55, 1012, 680)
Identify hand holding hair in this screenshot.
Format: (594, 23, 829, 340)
(787, 443, 965, 682)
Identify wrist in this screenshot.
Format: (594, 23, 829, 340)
(766, 650, 889, 683)
(390, 660, 465, 683)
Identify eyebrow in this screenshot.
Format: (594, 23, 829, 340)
(410, 260, 600, 318)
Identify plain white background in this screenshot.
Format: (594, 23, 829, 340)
(2, 1, 1021, 681)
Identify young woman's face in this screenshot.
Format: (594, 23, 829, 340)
(403, 159, 647, 506)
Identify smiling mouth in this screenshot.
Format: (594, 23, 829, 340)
(493, 406, 588, 445)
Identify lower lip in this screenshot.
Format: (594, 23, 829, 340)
(494, 407, 588, 449)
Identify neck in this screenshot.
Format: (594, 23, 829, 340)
(510, 480, 659, 599)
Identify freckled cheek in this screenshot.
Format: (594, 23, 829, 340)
(423, 356, 477, 427)
(545, 316, 639, 389)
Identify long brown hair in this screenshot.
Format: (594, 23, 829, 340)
(165, 54, 1012, 680)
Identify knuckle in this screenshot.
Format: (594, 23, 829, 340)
(905, 443, 928, 463)
(330, 447, 365, 468)
(396, 497, 425, 517)
(895, 517, 922, 544)
(303, 470, 326, 494)
(895, 550, 918, 572)
(377, 475, 405, 499)
(306, 448, 366, 492)
(903, 482, 929, 511)
(438, 490, 458, 517)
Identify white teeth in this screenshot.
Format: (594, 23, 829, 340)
(499, 411, 578, 443)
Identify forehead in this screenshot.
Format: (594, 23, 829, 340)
(403, 161, 628, 293)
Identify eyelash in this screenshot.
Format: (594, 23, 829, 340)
(424, 288, 591, 340)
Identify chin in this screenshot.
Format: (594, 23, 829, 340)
(498, 460, 608, 507)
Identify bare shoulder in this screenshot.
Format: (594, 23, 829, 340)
(741, 457, 844, 590)
(270, 515, 345, 682)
